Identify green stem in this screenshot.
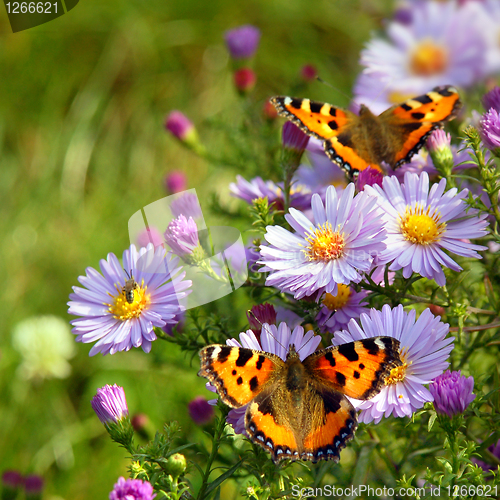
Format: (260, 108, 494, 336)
(196, 414, 227, 500)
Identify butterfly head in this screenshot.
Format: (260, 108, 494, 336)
(286, 344, 300, 360)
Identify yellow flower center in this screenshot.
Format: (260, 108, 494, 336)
(107, 281, 149, 320)
(410, 39, 448, 76)
(388, 91, 415, 105)
(322, 284, 351, 310)
(400, 205, 445, 245)
(304, 222, 345, 262)
(385, 348, 409, 386)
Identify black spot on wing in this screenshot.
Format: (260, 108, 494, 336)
(411, 112, 425, 120)
(335, 372, 346, 387)
(328, 120, 338, 130)
(361, 338, 380, 355)
(237, 376, 243, 385)
(400, 103, 413, 111)
(413, 94, 433, 104)
(323, 391, 342, 414)
(232, 369, 237, 376)
(353, 370, 360, 379)
(336, 131, 354, 149)
(338, 343, 359, 362)
(290, 98, 302, 109)
(256, 355, 265, 370)
(359, 363, 365, 370)
(329, 107, 337, 117)
(217, 346, 232, 364)
(434, 85, 454, 97)
(236, 349, 253, 367)
(249, 376, 259, 392)
(309, 101, 323, 113)
(324, 351, 336, 367)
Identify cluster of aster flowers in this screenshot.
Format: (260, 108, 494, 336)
(66, 7, 500, 498)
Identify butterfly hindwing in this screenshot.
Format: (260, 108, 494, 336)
(301, 389, 357, 463)
(198, 345, 282, 408)
(245, 385, 300, 462)
(304, 337, 402, 400)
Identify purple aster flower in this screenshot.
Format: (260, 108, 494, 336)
(483, 86, 500, 112)
(316, 284, 369, 333)
(217, 322, 321, 434)
(91, 384, 129, 424)
(188, 396, 215, 425)
(426, 129, 451, 154)
(479, 108, 500, 152)
(224, 25, 261, 59)
(229, 175, 313, 211)
(165, 111, 195, 141)
(109, 477, 155, 500)
(353, 1, 487, 113)
(333, 304, 454, 423)
(68, 244, 191, 356)
(300, 64, 317, 81)
(136, 227, 163, 249)
(282, 122, 309, 153)
(164, 171, 187, 194)
(164, 214, 200, 259)
(355, 167, 384, 192)
(259, 184, 387, 299)
(365, 172, 489, 286)
(429, 370, 476, 417)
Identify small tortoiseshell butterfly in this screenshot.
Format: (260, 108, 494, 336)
(198, 336, 402, 463)
(271, 85, 462, 178)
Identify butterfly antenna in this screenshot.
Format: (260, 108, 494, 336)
(247, 310, 288, 352)
(316, 76, 352, 105)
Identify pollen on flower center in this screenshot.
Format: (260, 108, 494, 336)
(385, 348, 409, 385)
(108, 283, 149, 320)
(410, 39, 448, 76)
(400, 205, 446, 245)
(304, 222, 345, 262)
(322, 284, 351, 310)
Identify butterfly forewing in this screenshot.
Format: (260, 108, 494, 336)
(304, 337, 402, 400)
(271, 96, 352, 141)
(198, 345, 283, 408)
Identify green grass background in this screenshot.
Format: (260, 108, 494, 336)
(0, 1, 394, 498)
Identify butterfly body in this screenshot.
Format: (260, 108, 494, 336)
(199, 337, 402, 463)
(271, 85, 462, 178)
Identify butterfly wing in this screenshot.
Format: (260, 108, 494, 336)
(245, 384, 301, 462)
(271, 96, 382, 176)
(301, 388, 358, 463)
(379, 85, 462, 168)
(198, 345, 283, 408)
(303, 337, 401, 400)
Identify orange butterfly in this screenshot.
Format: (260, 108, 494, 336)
(199, 336, 401, 463)
(271, 85, 462, 178)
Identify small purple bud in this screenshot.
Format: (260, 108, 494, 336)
(164, 171, 187, 194)
(137, 227, 164, 249)
(188, 396, 215, 425)
(91, 384, 129, 424)
(429, 370, 476, 417)
(109, 477, 156, 500)
(426, 129, 451, 153)
(247, 303, 277, 336)
(224, 25, 261, 59)
(164, 111, 195, 141)
(282, 122, 309, 153)
(24, 475, 44, 499)
(479, 108, 500, 152)
(164, 215, 199, 258)
(355, 166, 384, 191)
(482, 86, 500, 112)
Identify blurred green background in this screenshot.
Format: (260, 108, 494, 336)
(0, 1, 394, 498)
